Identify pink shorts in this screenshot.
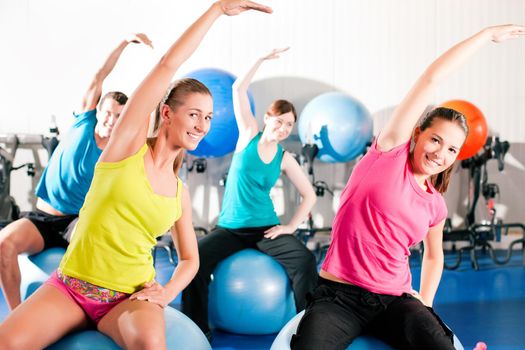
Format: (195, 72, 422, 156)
(45, 271, 129, 324)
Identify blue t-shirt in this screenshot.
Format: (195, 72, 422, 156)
(218, 132, 283, 229)
(35, 110, 102, 214)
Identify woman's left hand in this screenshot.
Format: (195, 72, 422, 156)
(264, 224, 296, 239)
(130, 280, 174, 307)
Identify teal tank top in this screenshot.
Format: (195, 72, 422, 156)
(218, 132, 283, 229)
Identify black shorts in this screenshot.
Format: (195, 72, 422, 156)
(20, 209, 78, 249)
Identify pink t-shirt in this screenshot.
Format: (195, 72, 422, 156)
(322, 140, 447, 295)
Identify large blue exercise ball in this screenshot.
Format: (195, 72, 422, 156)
(183, 68, 256, 158)
(19, 247, 66, 299)
(298, 92, 373, 163)
(209, 249, 296, 335)
(47, 306, 211, 350)
(270, 310, 465, 350)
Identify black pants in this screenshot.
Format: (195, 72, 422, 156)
(291, 277, 455, 350)
(20, 210, 78, 249)
(181, 226, 318, 334)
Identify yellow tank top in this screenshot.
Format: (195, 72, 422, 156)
(59, 144, 182, 293)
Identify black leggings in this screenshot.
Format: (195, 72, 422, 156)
(181, 226, 318, 334)
(291, 277, 455, 350)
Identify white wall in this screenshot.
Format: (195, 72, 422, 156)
(1, 0, 525, 232)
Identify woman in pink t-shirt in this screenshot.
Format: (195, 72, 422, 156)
(291, 25, 525, 350)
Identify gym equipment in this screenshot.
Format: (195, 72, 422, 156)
(0, 125, 59, 227)
(183, 68, 256, 158)
(444, 136, 525, 270)
(298, 92, 373, 163)
(208, 249, 296, 334)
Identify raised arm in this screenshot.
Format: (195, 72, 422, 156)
(264, 152, 317, 239)
(377, 24, 525, 152)
(232, 47, 289, 150)
(102, 0, 272, 163)
(78, 33, 153, 114)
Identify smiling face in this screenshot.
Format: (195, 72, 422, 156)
(412, 118, 467, 177)
(163, 92, 213, 150)
(95, 97, 125, 138)
(263, 111, 296, 142)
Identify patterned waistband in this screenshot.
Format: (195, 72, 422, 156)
(57, 270, 129, 303)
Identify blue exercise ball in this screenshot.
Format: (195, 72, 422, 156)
(19, 247, 66, 299)
(29, 247, 65, 274)
(270, 310, 465, 350)
(298, 92, 373, 163)
(209, 249, 296, 335)
(47, 306, 211, 350)
(184, 68, 256, 158)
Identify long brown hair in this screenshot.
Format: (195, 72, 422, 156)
(150, 78, 211, 175)
(418, 107, 469, 193)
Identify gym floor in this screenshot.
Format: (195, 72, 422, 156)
(1, 249, 524, 350)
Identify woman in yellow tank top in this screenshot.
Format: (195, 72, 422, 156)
(0, 1, 272, 349)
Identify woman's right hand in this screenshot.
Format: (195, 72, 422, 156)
(218, 0, 272, 16)
(261, 47, 290, 61)
(485, 24, 525, 43)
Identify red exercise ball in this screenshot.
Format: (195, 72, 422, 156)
(439, 100, 488, 160)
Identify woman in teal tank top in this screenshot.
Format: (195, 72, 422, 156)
(0, 2, 272, 349)
(182, 48, 318, 337)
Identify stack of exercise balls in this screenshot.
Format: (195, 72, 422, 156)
(298, 92, 373, 163)
(183, 68, 256, 158)
(440, 99, 488, 160)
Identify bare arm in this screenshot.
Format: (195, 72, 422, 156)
(264, 152, 317, 239)
(232, 47, 289, 151)
(377, 24, 525, 152)
(130, 185, 199, 306)
(418, 220, 446, 307)
(102, 0, 272, 163)
(78, 33, 153, 114)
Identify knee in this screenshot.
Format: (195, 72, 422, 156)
(0, 239, 18, 267)
(129, 332, 166, 350)
(0, 332, 28, 350)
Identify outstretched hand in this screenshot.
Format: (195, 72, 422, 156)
(261, 47, 290, 61)
(218, 0, 273, 16)
(487, 24, 525, 43)
(126, 33, 154, 49)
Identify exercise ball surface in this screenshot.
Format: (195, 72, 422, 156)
(298, 92, 373, 163)
(270, 310, 465, 350)
(29, 247, 65, 274)
(440, 100, 488, 160)
(47, 306, 211, 350)
(19, 247, 66, 299)
(209, 249, 296, 335)
(184, 68, 255, 158)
